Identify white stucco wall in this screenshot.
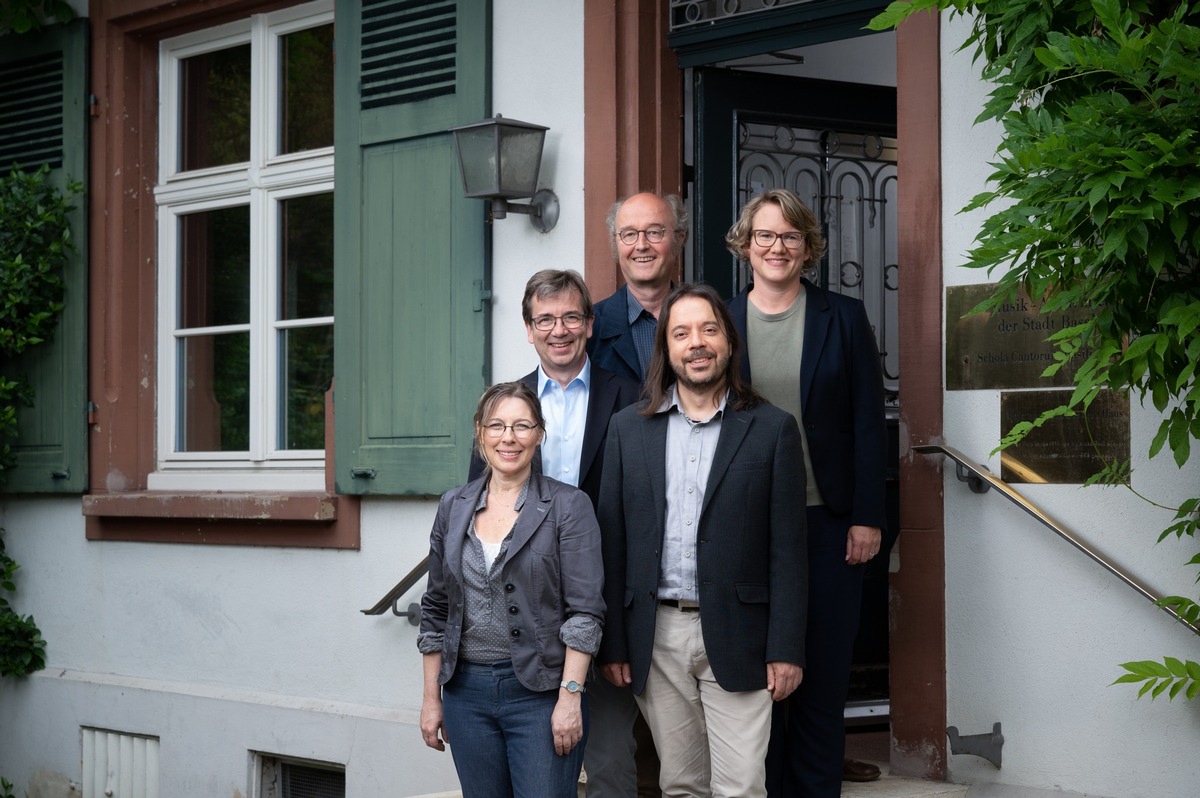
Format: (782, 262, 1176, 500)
(0, 2, 586, 797)
(939, 12, 1200, 798)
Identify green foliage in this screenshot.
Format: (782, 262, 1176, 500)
(0, 0, 75, 35)
(0, 532, 46, 677)
(870, 1, 1200, 696)
(1113, 656, 1200, 700)
(0, 777, 14, 798)
(0, 163, 78, 474)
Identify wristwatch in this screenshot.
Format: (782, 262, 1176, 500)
(560, 679, 586, 694)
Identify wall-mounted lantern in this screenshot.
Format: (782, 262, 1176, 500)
(450, 115, 560, 233)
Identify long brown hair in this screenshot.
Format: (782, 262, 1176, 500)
(640, 283, 763, 415)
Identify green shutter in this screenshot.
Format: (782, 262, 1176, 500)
(334, 0, 490, 495)
(0, 19, 88, 494)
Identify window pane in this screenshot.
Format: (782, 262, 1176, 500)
(179, 206, 250, 328)
(279, 325, 333, 450)
(178, 332, 249, 452)
(179, 43, 251, 171)
(280, 24, 334, 155)
(279, 193, 334, 320)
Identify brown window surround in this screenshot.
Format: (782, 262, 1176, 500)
(84, 0, 359, 548)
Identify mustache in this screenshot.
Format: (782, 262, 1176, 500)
(684, 349, 717, 363)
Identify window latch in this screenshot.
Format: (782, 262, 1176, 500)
(474, 279, 492, 312)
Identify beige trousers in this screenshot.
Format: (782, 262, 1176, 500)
(634, 603, 773, 798)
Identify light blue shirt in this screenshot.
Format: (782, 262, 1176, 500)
(536, 359, 591, 487)
(656, 385, 726, 602)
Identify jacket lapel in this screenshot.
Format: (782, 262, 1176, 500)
(700, 406, 752, 519)
(801, 278, 832, 411)
(578, 367, 615, 484)
(642, 412, 669, 532)
(596, 286, 643, 380)
(443, 481, 484, 584)
(501, 475, 551, 567)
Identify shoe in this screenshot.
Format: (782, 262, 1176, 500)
(843, 758, 882, 782)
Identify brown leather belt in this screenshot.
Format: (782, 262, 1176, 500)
(659, 599, 700, 611)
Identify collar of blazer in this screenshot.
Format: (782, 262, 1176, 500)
(447, 474, 553, 575)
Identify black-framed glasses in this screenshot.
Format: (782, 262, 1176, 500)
(752, 230, 805, 249)
(530, 312, 588, 331)
(481, 421, 541, 439)
(617, 226, 671, 245)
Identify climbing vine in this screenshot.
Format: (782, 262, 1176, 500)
(870, 0, 1200, 699)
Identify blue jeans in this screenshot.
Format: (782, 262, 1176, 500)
(443, 659, 588, 798)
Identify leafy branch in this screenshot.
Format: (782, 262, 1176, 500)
(871, 0, 1200, 696)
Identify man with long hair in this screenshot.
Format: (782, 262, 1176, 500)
(597, 283, 808, 798)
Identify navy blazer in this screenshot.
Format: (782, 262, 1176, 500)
(468, 362, 641, 509)
(587, 285, 645, 384)
(420, 473, 605, 692)
(728, 279, 887, 529)
(597, 401, 808, 694)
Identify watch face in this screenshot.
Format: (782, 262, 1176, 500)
(563, 680, 583, 693)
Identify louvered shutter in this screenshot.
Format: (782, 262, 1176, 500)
(0, 19, 88, 494)
(333, 0, 490, 495)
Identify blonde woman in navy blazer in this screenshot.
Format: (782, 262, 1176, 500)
(418, 382, 606, 797)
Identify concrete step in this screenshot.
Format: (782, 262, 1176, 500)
(843, 761, 969, 798)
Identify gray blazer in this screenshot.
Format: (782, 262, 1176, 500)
(597, 400, 808, 694)
(420, 472, 606, 692)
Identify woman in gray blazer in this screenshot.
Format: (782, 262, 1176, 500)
(418, 381, 605, 797)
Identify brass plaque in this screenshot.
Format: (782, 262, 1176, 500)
(1000, 389, 1130, 484)
(946, 283, 1094, 390)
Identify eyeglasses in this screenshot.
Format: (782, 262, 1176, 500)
(752, 230, 805, 249)
(617, 226, 671, 245)
(530, 312, 588, 331)
(481, 421, 541, 439)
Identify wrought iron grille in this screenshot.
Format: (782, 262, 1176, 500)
(670, 0, 816, 31)
(736, 120, 899, 403)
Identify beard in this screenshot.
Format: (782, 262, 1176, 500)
(671, 348, 729, 393)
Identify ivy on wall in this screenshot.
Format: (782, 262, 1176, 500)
(871, 0, 1200, 699)
(0, 163, 78, 677)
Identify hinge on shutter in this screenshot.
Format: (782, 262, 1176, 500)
(51, 468, 70, 480)
(350, 467, 377, 480)
(87, 400, 97, 425)
(474, 279, 492, 312)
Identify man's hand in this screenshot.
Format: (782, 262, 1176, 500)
(846, 524, 882, 565)
(602, 661, 632, 687)
(766, 661, 802, 701)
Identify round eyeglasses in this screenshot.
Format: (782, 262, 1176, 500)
(617, 226, 671, 246)
(481, 422, 541, 439)
(752, 230, 805, 249)
(530, 312, 588, 332)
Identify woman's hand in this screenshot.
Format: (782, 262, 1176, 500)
(551, 693, 584, 756)
(420, 695, 448, 751)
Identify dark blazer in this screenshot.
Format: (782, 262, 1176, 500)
(728, 279, 887, 529)
(468, 362, 641, 509)
(587, 285, 644, 384)
(419, 472, 605, 692)
(596, 400, 808, 695)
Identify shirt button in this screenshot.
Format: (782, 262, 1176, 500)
(685, 519, 692, 526)
(687, 487, 694, 493)
(684, 551, 692, 559)
(689, 456, 696, 462)
(510, 629, 521, 638)
(505, 583, 515, 593)
(508, 605, 519, 614)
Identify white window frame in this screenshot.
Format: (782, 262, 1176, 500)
(152, 0, 334, 492)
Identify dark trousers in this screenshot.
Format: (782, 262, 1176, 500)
(766, 505, 866, 798)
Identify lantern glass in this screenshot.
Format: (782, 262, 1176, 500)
(452, 117, 548, 199)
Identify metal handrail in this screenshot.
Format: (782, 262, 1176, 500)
(361, 555, 429, 624)
(914, 443, 1200, 636)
